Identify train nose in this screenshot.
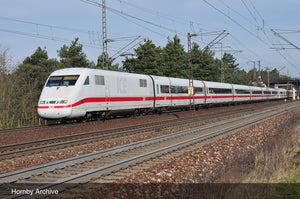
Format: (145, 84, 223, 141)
(37, 99, 72, 119)
(37, 107, 72, 119)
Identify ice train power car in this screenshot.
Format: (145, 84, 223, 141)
(37, 68, 288, 120)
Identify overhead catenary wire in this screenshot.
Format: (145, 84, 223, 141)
(0, 27, 102, 49)
(114, 0, 188, 26)
(101, 0, 299, 73)
(0, 27, 137, 58)
(0, 15, 98, 35)
(201, 0, 299, 72)
(201, 0, 271, 48)
(81, 0, 227, 57)
(0, 0, 264, 69)
(108, 36, 143, 61)
(80, 0, 187, 38)
(0, 0, 297, 75)
(107, 0, 270, 67)
(216, 0, 256, 27)
(240, 0, 260, 27)
(108, 8, 167, 38)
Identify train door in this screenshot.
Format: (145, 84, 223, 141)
(202, 81, 207, 105)
(105, 78, 110, 110)
(93, 74, 109, 112)
(168, 78, 173, 107)
(231, 84, 234, 102)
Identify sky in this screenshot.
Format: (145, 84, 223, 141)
(0, 0, 299, 78)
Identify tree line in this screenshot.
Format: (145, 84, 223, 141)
(122, 36, 249, 85)
(0, 36, 281, 129)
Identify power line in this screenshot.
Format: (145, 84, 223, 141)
(229, 34, 263, 61)
(272, 29, 300, 34)
(109, 36, 143, 61)
(108, 8, 167, 38)
(201, 0, 271, 48)
(201, 0, 299, 73)
(0, 15, 98, 34)
(114, 0, 188, 26)
(112, 0, 271, 68)
(271, 29, 300, 51)
(247, 0, 265, 23)
(0, 26, 139, 59)
(216, 0, 256, 27)
(81, 0, 228, 58)
(0, 27, 101, 49)
(240, 0, 259, 26)
(81, 0, 186, 37)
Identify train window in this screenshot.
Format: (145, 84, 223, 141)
(95, 75, 104, 85)
(171, 86, 175, 93)
(84, 76, 90, 85)
(160, 85, 170, 94)
(252, 90, 262, 94)
(156, 84, 159, 94)
(178, 86, 188, 94)
(195, 87, 203, 94)
(46, 75, 79, 87)
(264, 91, 271, 94)
(171, 86, 188, 94)
(209, 88, 232, 94)
(235, 89, 250, 94)
(139, 79, 147, 87)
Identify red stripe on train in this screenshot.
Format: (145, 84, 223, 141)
(38, 95, 285, 109)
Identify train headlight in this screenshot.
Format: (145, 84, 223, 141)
(60, 100, 68, 104)
(40, 100, 45, 104)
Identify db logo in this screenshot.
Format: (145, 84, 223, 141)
(50, 106, 54, 109)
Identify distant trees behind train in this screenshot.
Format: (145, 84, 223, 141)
(122, 36, 249, 85)
(0, 36, 286, 129)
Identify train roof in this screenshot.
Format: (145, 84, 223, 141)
(202, 81, 232, 88)
(49, 67, 150, 78)
(49, 68, 288, 92)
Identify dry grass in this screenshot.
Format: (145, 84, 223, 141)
(222, 113, 300, 199)
(243, 114, 300, 183)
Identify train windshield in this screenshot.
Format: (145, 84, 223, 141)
(46, 75, 80, 87)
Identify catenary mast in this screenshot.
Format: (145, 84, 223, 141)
(102, 0, 108, 69)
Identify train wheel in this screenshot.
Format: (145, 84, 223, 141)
(133, 109, 140, 117)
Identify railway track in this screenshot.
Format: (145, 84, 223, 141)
(0, 101, 287, 161)
(0, 102, 299, 198)
(0, 101, 287, 136)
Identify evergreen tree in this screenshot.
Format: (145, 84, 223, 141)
(161, 35, 188, 78)
(222, 53, 238, 83)
(122, 39, 163, 75)
(23, 47, 48, 65)
(231, 69, 249, 85)
(191, 43, 219, 81)
(57, 38, 92, 68)
(221, 53, 249, 85)
(96, 52, 120, 71)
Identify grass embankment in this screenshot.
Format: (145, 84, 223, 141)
(244, 117, 300, 184)
(226, 113, 300, 199)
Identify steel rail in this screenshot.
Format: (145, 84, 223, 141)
(0, 100, 289, 136)
(36, 103, 298, 184)
(0, 105, 262, 160)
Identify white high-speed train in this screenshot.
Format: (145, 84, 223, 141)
(37, 68, 288, 120)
